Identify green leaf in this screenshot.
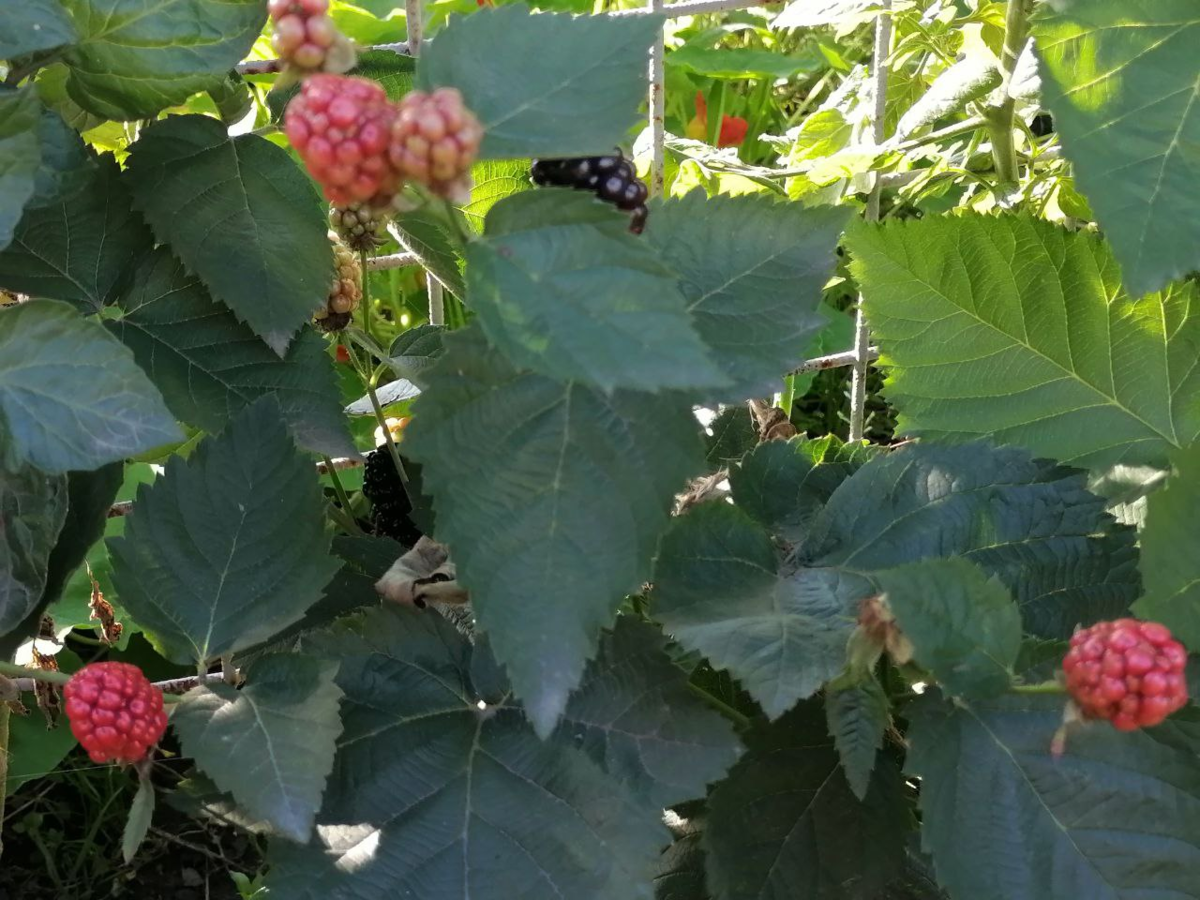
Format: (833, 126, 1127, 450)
(467, 191, 726, 392)
(0, 156, 154, 312)
(109, 398, 339, 666)
(6, 654, 82, 791)
(172, 654, 344, 843)
(803, 442, 1139, 641)
(894, 59, 1001, 139)
(729, 436, 877, 541)
(824, 676, 889, 801)
(562, 618, 742, 808)
(125, 115, 331, 356)
(878, 558, 1021, 700)
(667, 45, 822, 80)
(108, 247, 355, 458)
(0, 0, 78, 59)
(850, 214, 1200, 468)
(0, 86, 41, 253)
(703, 700, 907, 900)
(265, 605, 666, 899)
(0, 300, 181, 473)
(58, 0, 266, 120)
(29, 106, 94, 206)
(349, 48, 417, 101)
(773, 0, 882, 29)
(653, 501, 863, 718)
(656, 812, 710, 900)
(645, 192, 850, 400)
(704, 406, 757, 469)
(1032, 2, 1200, 296)
(908, 691, 1200, 900)
(417, 5, 660, 159)
(0, 464, 67, 640)
(1134, 443, 1200, 649)
(122, 776, 155, 864)
(461, 158, 533, 232)
(385, 324, 446, 388)
(389, 207, 465, 297)
(404, 325, 704, 736)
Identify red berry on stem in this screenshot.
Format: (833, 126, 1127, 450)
(388, 88, 483, 200)
(64, 662, 168, 765)
(1062, 619, 1189, 731)
(286, 75, 402, 206)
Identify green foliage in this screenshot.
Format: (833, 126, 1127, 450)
(405, 325, 704, 735)
(645, 192, 850, 400)
(172, 654, 343, 843)
(0, 463, 67, 636)
(824, 676, 889, 801)
(57, 0, 266, 120)
(125, 116, 331, 355)
(703, 701, 908, 900)
(879, 558, 1021, 700)
(1033, 1, 1200, 296)
(909, 692, 1200, 900)
(0, 0, 77, 60)
(468, 191, 725, 391)
(851, 214, 1200, 469)
(0, 300, 180, 472)
(109, 399, 339, 666)
(0, 86, 41, 251)
(1134, 444, 1200, 648)
(418, 6, 661, 158)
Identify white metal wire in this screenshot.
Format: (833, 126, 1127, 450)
(648, 0, 666, 196)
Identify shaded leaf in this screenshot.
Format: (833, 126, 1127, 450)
(704, 700, 907, 900)
(656, 812, 710, 900)
(29, 106, 94, 206)
(265, 605, 665, 899)
(562, 617, 742, 808)
(878, 558, 1021, 700)
(386, 324, 446, 388)
(108, 247, 355, 457)
(824, 675, 889, 801)
(122, 776, 155, 864)
(704, 406, 757, 469)
(125, 115, 331, 355)
(109, 398, 339, 666)
(1033, 2, 1200, 295)
(645, 192, 850, 401)
(417, 5, 659, 158)
(653, 501, 863, 718)
(729, 436, 877, 541)
(850, 214, 1200, 469)
(59, 0, 266, 120)
(467, 191, 725, 392)
(388, 207, 465, 297)
(0, 155, 153, 312)
(0, 0, 77, 59)
(0, 86, 41, 253)
(0, 463, 67, 640)
(1134, 443, 1200, 649)
(0, 300, 181, 473)
(909, 691, 1200, 900)
(172, 654, 343, 843)
(404, 325, 704, 736)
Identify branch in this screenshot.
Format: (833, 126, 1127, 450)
(984, 0, 1034, 188)
(789, 345, 879, 376)
(365, 251, 419, 271)
(236, 42, 414, 76)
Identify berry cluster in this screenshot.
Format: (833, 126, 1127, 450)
(286, 76, 482, 210)
(268, 0, 353, 74)
(315, 232, 362, 331)
(64, 662, 168, 765)
(530, 151, 649, 233)
(286, 75, 399, 207)
(389, 89, 485, 202)
(1063, 619, 1188, 731)
(331, 202, 387, 251)
(362, 443, 423, 548)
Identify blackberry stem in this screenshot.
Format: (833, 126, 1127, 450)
(367, 366, 414, 505)
(1011, 680, 1067, 695)
(323, 455, 362, 533)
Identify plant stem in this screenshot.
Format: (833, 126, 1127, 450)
(892, 115, 989, 154)
(1011, 680, 1066, 695)
(985, 0, 1033, 188)
(0, 661, 70, 687)
(367, 367, 413, 504)
(687, 682, 752, 730)
(323, 456, 358, 517)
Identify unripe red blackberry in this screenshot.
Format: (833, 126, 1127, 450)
(330, 202, 387, 252)
(64, 662, 168, 764)
(1063, 619, 1189, 731)
(388, 88, 483, 201)
(268, 0, 354, 74)
(315, 231, 361, 332)
(286, 74, 401, 206)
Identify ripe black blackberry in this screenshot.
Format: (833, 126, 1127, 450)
(531, 149, 649, 234)
(362, 448, 423, 547)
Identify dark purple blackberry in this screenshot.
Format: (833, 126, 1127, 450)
(531, 159, 572, 187)
(362, 448, 423, 547)
(529, 150, 649, 234)
(629, 205, 648, 235)
(616, 179, 647, 211)
(1031, 112, 1054, 138)
(598, 174, 628, 204)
